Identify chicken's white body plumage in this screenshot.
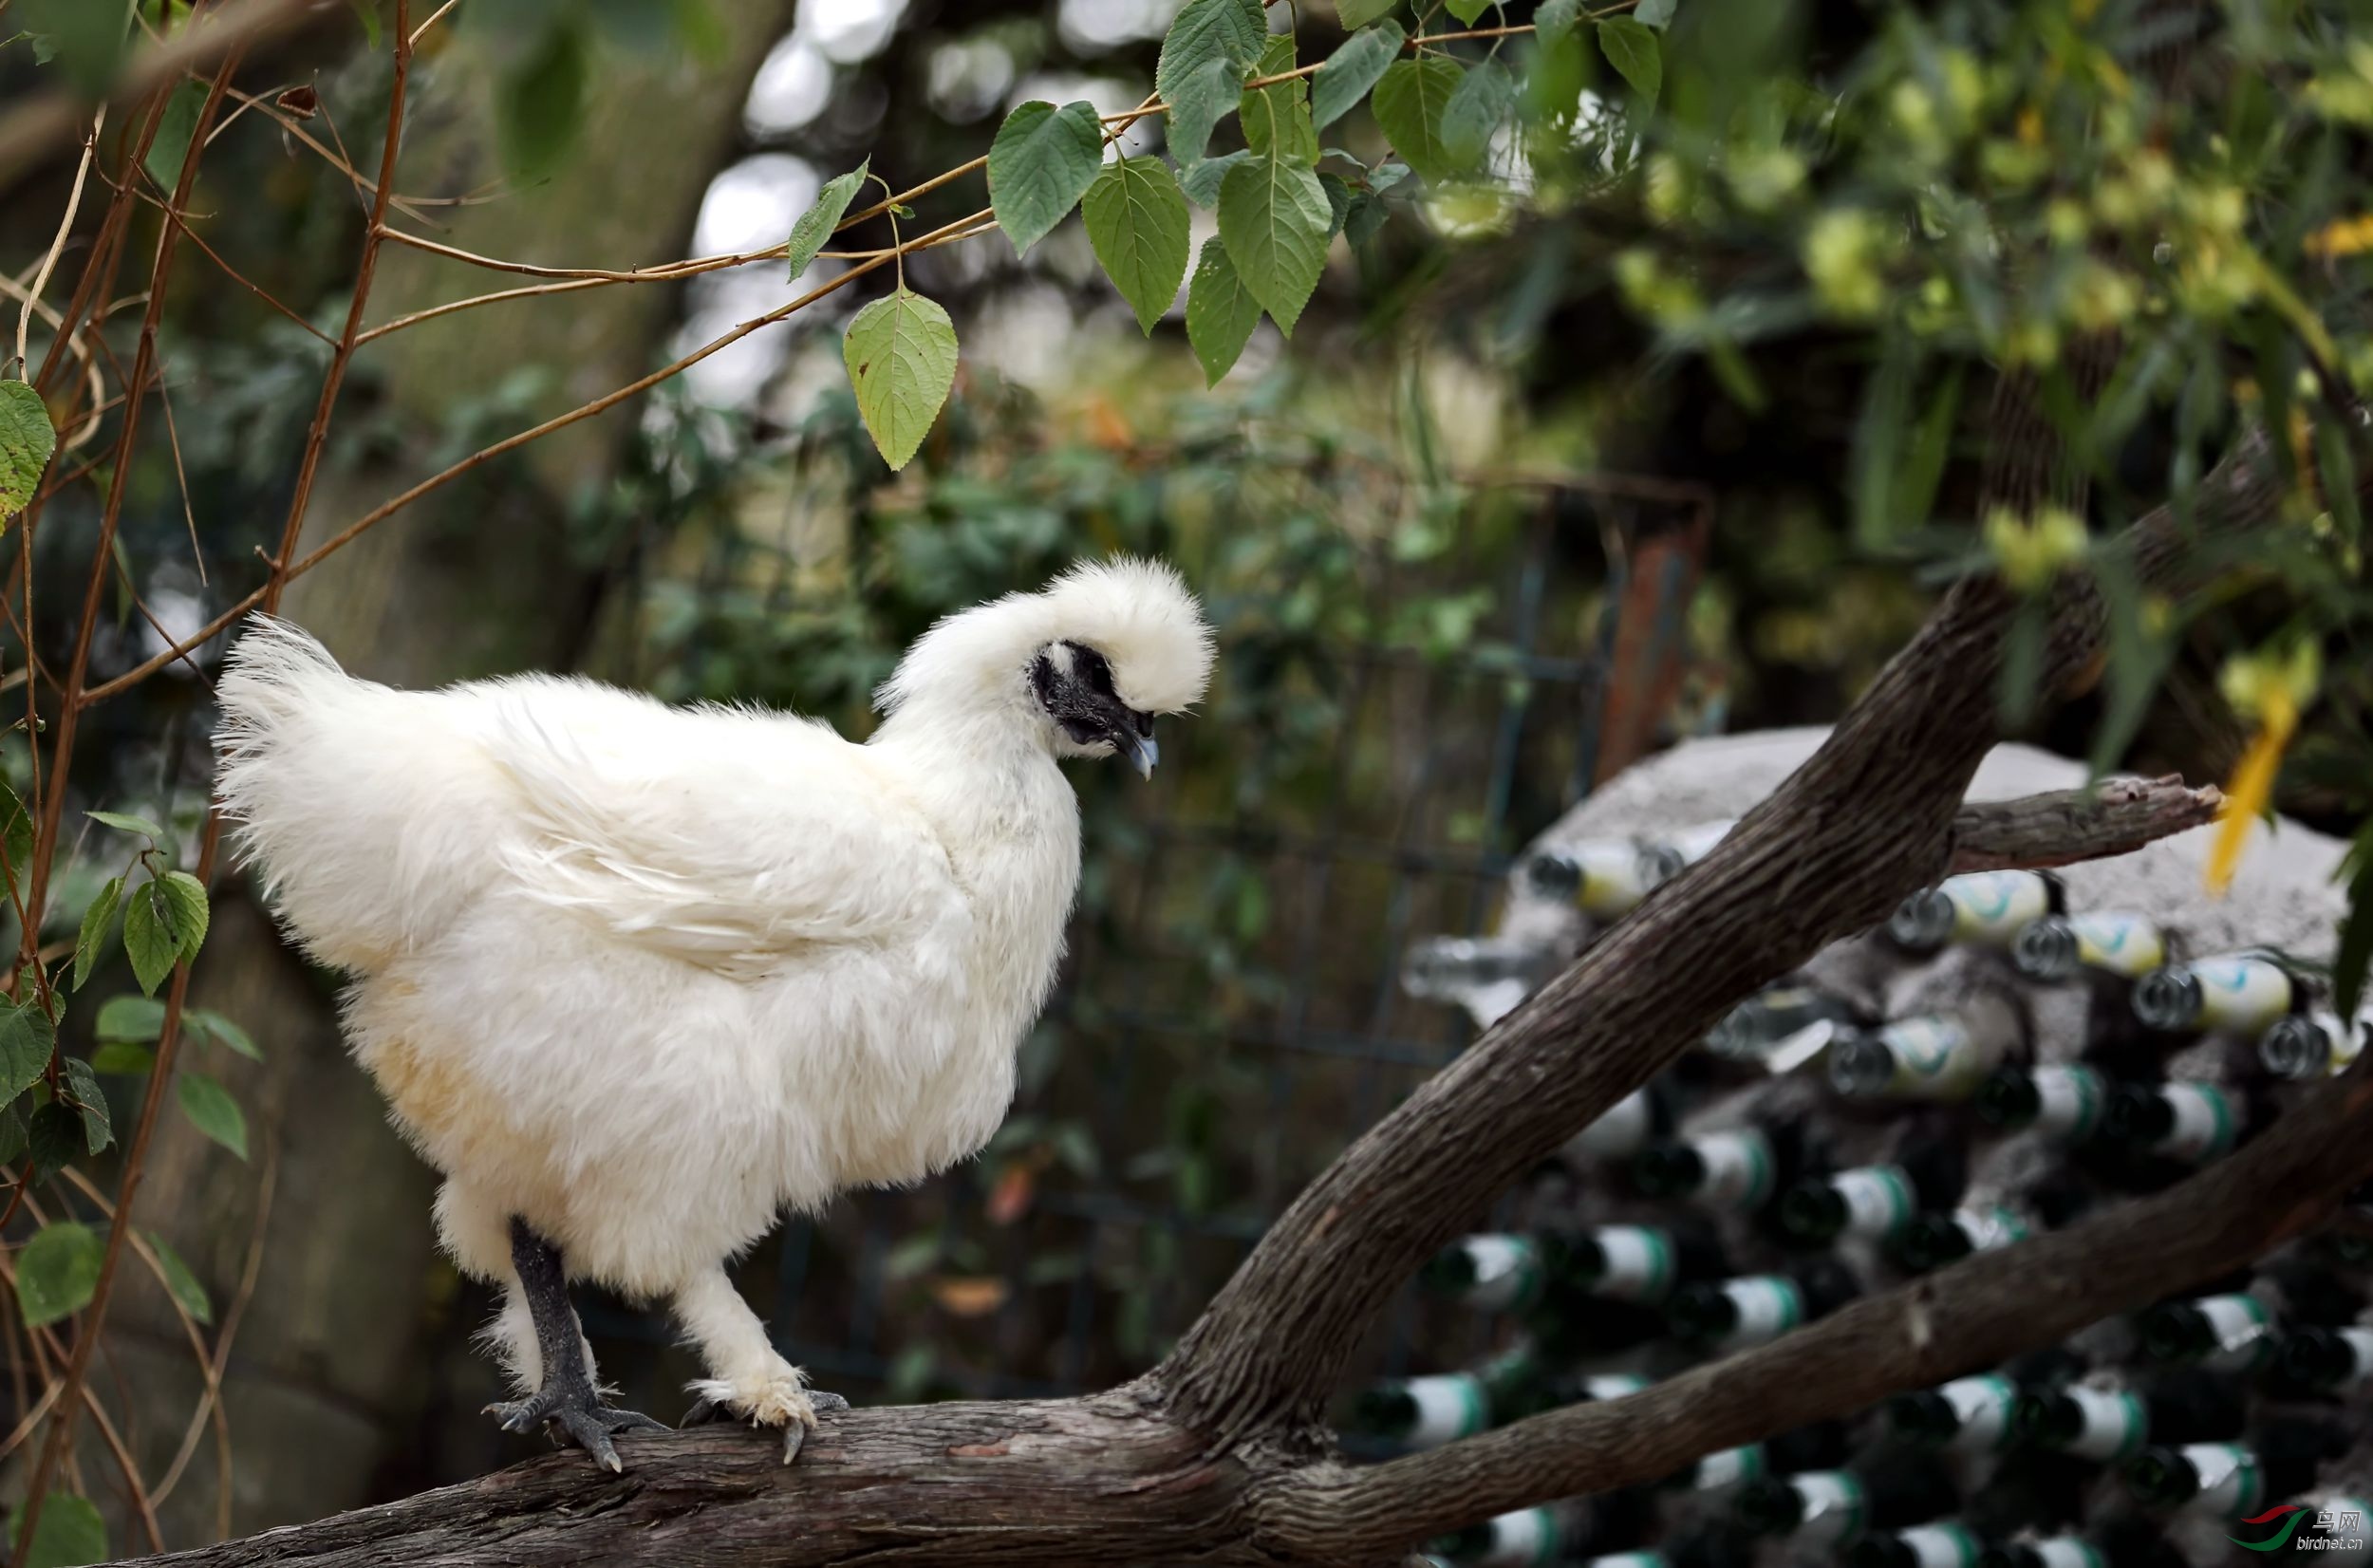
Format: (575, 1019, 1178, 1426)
(212, 560, 1211, 1432)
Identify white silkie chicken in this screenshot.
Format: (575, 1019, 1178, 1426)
(212, 559, 1213, 1470)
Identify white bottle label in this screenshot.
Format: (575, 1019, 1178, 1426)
(2067, 912, 2165, 977)
(1691, 1443, 1766, 1490)
(1897, 1523, 1980, 1568)
(1570, 1089, 1652, 1160)
(1878, 1017, 1997, 1099)
(2192, 957, 2294, 1033)
(2181, 1442, 2263, 1519)
(2032, 1065, 2105, 1139)
(1573, 842, 1657, 918)
(1399, 1374, 1488, 1447)
(1938, 1374, 2017, 1453)
(2064, 1387, 2148, 1461)
(1583, 1373, 1651, 1401)
(2156, 1083, 2238, 1162)
(1592, 1226, 1677, 1302)
(1667, 819, 1735, 864)
(1458, 1236, 1542, 1313)
(1718, 1278, 1805, 1346)
(2195, 1293, 2272, 1371)
(1580, 1556, 1665, 1568)
(1943, 870, 2053, 943)
(1480, 1506, 1559, 1568)
(1694, 1129, 1776, 1209)
(2028, 1540, 2108, 1568)
(1957, 1205, 2030, 1253)
(2338, 1328, 2373, 1389)
(1785, 1471, 1866, 1548)
(1833, 1167, 1916, 1239)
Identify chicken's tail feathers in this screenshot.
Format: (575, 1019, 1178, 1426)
(212, 615, 355, 825)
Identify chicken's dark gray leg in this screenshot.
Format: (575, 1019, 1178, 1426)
(483, 1217, 665, 1473)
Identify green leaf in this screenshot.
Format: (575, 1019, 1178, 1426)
(842, 289, 960, 473)
(141, 78, 206, 191)
(146, 1231, 212, 1324)
(1597, 16, 1662, 103)
(987, 102, 1106, 257)
(158, 870, 209, 961)
(1217, 152, 1332, 335)
(0, 999, 53, 1102)
(1445, 0, 1492, 22)
(0, 1104, 26, 1167)
(347, 0, 382, 48)
(1241, 35, 1317, 165)
(1312, 21, 1404, 131)
(1441, 58, 1513, 167)
(1156, 0, 1264, 109)
(1370, 57, 1467, 184)
(1318, 172, 1354, 238)
(1179, 150, 1250, 208)
(27, 1103, 78, 1180)
(0, 380, 55, 518)
(88, 1041, 153, 1076)
(1533, 0, 1580, 45)
(1343, 189, 1390, 247)
(20, 0, 131, 97)
(177, 1072, 247, 1161)
(10, 1493, 104, 1568)
(60, 1057, 107, 1154)
(1636, 0, 1677, 26)
(496, 19, 588, 179)
(1080, 157, 1192, 335)
(188, 1008, 261, 1061)
(95, 994, 164, 1042)
(1334, 0, 1401, 25)
(72, 875, 121, 992)
(121, 880, 180, 996)
(786, 159, 868, 284)
(1163, 53, 1240, 167)
(16, 1221, 102, 1327)
(1186, 237, 1264, 385)
(85, 809, 161, 839)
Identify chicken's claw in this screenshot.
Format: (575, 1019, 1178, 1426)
(484, 1388, 666, 1474)
(681, 1388, 849, 1465)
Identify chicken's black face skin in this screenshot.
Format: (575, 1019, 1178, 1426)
(1032, 641, 1159, 777)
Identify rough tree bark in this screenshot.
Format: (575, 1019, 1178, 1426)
(101, 421, 2373, 1568)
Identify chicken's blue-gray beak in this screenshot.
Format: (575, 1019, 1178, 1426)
(1117, 728, 1158, 780)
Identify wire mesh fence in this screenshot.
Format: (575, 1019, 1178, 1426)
(565, 477, 1713, 1416)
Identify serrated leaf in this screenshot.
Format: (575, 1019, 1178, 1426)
(16, 1221, 101, 1327)
(0, 1104, 25, 1166)
(1445, 0, 1492, 22)
(1370, 57, 1467, 183)
(1156, 0, 1265, 109)
(785, 159, 867, 283)
(1312, 21, 1404, 130)
(159, 870, 208, 961)
(0, 380, 56, 518)
(1186, 237, 1264, 385)
(496, 19, 588, 178)
(1636, 0, 1677, 27)
(843, 289, 959, 473)
(1217, 152, 1332, 335)
(1180, 149, 1250, 208)
(72, 875, 121, 992)
(988, 102, 1105, 257)
(121, 880, 179, 996)
(10, 1493, 105, 1568)
(141, 79, 206, 191)
(1241, 35, 1317, 164)
(1318, 171, 1354, 238)
(1343, 189, 1389, 247)
(145, 1231, 211, 1324)
(61, 1057, 107, 1154)
(27, 1103, 78, 1180)
(95, 995, 163, 1042)
(1534, 0, 1580, 45)
(1334, 0, 1401, 24)
(1163, 52, 1240, 166)
(1597, 16, 1662, 103)
(188, 1008, 261, 1061)
(1442, 58, 1513, 166)
(177, 1072, 247, 1161)
(1081, 157, 1191, 334)
(0, 1000, 52, 1103)
(88, 1042, 153, 1076)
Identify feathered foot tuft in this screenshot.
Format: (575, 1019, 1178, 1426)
(682, 1372, 849, 1464)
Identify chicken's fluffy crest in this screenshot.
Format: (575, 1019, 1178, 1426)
(875, 556, 1214, 720)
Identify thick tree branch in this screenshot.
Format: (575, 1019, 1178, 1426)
(1947, 775, 2225, 872)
